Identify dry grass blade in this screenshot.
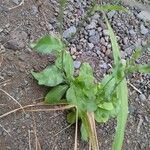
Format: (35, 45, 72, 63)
(87, 112, 99, 150)
(0, 103, 74, 119)
(74, 108, 78, 150)
(0, 88, 26, 114)
(9, 0, 24, 10)
(0, 124, 11, 137)
(32, 113, 41, 150)
(128, 81, 142, 94)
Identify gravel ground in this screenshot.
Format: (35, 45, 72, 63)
(0, 0, 150, 149)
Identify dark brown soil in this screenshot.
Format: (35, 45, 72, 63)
(0, 1, 150, 150)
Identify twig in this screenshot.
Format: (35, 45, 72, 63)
(128, 81, 142, 94)
(0, 88, 26, 114)
(74, 108, 78, 150)
(0, 103, 74, 119)
(0, 124, 11, 137)
(53, 124, 72, 137)
(28, 130, 32, 150)
(0, 79, 11, 86)
(9, 0, 24, 10)
(32, 113, 41, 150)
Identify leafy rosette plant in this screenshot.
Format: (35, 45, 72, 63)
(31, 8, 150, 150)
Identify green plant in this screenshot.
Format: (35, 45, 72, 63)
(31, 3, 150, 150)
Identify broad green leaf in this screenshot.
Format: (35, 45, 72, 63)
(63, 51, 74, 80)
(31, 66, 64, 87)
(105, 15, 128, 150)
(67, 111, 76, 124)
(45, 84, 68, 104)
(66, 85, 85, 111)
(55, 51, 74, 81)
(94, 108, 109, 123)
(30, 35, 64, 54)
(98, 102, 114, 111)
(81, 122, 88, 141)
(93, 5, 129, 13)
(137, 64, 150, 73)
(86, 101, 97, 112)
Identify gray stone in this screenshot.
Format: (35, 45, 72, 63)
(103, 30, 109, 36)
(107, 11, 116, 19)
(137, 11, 150, 21)
(140, 24, 149, 35)
(63, 26, 77, 39)
(87, 43, 94, 50)
(31, 5, 38, 15)
(88, 29, 96, 36)
(74, 61, 81, 69)
(0, 28, 3, 33)
(129, 29, 136, 35)
(85, 21, 96, 30)
(139, 94, 146, 101)
(12, 0, 20, 4)
(89, 33, 100, 44)
(99, 63, 108, 69)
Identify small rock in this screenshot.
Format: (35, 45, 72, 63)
(99, 63, 108, 69)
(12, 0, 20, 4)
(140, 24, 148, 35)
(103, 30, 109, 36)
(85, 21, 96, 29)
(0, 28, 3, 33)
(6, 30, 27, 50)
(139, 94, 146, 101)
(88, 43, 94, 50)
(137, 11, 150, 21)
(74, 61, 81, 69)
(63, 26, 77, 39)
(129, 29, 136, 35)
(101, 45, 106, 53)
(31, 5, 38, 15)
(70, 46, 76, 55)
(89, 33, 100, 44)
(107, 10, 116, 19)
(88, 29, 96, 36)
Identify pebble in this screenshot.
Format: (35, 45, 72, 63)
(12, 0, 20, 5)
(73, 61, 81, 69)
(139, 94, 146, 101)
(63, 26, 77, 39)
(140, 24, 149, 35)
(31, 5, 38, 15)
(85, 21, 96, 30)
(107, 10, 116, 19)
(129, 29, 136, 35)
(103, 30, 109, 36)
(89, 33, 100, 44)
(99, 63, 108, 69)
(0, 28, 3, 33)
(88, 29, 96, 36)
(88, 42, 94, 50)
(70, 46, 76, 55)
(137, 11, 150, 21)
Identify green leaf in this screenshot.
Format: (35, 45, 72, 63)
(93, 5, 129, 13)
(66, 85, 86, 111)
(81, 122, 88, 141)
(67, 111, 76, 124)
(30, 35, 64, 54)
(98, 102, 114, 111)
(137, 64, 150, 73)
(86, 101, 97, 112)
(55, 51, 74, 81)
(105, 15, 128, 150)
(45, 84, 68, 104)
(94, 108, 109, 123)
(31, 66, 64, 87)
(63, 51, 74, 80)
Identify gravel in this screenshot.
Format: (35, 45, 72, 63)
(137, 11, 150, 21)
(89, 33, 100, 44)
(63, 26, 77, 39)
(73, 60, 81, 69)
(140, 24, 149, 35)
